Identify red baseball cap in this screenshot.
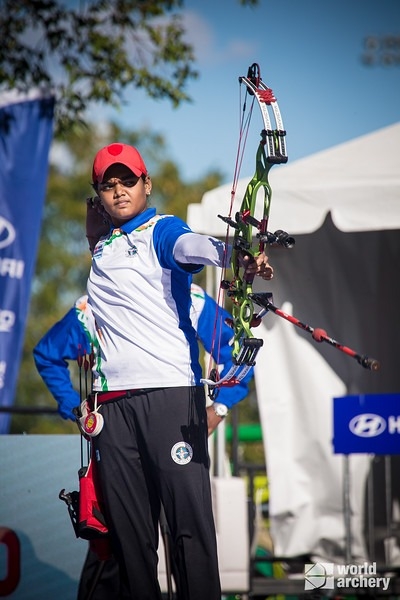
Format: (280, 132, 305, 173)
(92, 143, 148, 184)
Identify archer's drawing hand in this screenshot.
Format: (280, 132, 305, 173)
(86, 197, 111, 254)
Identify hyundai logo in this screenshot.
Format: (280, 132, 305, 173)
(0, 216, 16, 249)
(349, 413, 387, 437)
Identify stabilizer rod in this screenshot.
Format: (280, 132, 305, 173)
(249, 292, 380, 371)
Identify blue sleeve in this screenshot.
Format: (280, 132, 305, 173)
(33, 308, 91, 421)
(197, 293, 254, 409)
(153, 216, 203, 273)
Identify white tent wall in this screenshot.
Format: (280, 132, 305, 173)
(187, 123, 400, 564)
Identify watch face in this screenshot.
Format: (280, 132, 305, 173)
(215, 403, 228, 417)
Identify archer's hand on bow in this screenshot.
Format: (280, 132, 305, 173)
(238, 251, 274, 281)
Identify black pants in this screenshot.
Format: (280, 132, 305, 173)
(92, 386, 221, 600)
(77, 547, 120, 600)
(77, 515, 181, 599)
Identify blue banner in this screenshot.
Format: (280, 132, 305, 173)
(0, 91, 55, 433)
(333, 394, 400, 455)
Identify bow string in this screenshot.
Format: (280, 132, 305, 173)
(202, 63, 293, 397)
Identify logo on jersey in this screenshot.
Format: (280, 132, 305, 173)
(92, 239, 106, 259)
(125, 245, 138, 257)
(171, 442, 193, 465)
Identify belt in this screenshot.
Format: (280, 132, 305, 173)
(90, 390, 139, 404)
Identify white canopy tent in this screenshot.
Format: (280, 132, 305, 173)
(187, 123, 400, 564)
(188, 122, 400, 236)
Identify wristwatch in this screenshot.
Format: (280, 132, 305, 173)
(213, 402, 229, 418)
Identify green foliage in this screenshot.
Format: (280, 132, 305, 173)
(151, 160, 222, 219)
(0, 0, 261, 136)
(0, 0, 198, 136)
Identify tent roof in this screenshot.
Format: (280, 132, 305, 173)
(187, 122, 400, 235)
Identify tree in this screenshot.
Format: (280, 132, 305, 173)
(0, 0, 260, 137)
(11, 123, 224, 433)
(0, 0, 198, 136)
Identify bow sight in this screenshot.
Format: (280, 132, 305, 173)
(260, 229, 295, 249)
(217, 212, 295, 249)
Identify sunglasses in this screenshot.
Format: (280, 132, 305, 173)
(97, 175, 145, 193)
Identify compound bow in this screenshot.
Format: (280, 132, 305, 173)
(202, 63, 293, 396)
(202, 63, 380, 392)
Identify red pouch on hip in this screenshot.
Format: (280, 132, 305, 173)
(78, 456, 108, 540)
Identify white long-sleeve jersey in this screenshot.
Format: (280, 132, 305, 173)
(87, 207, 226, 391)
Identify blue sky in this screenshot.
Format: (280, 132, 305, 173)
(98, 0, 399, 184)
